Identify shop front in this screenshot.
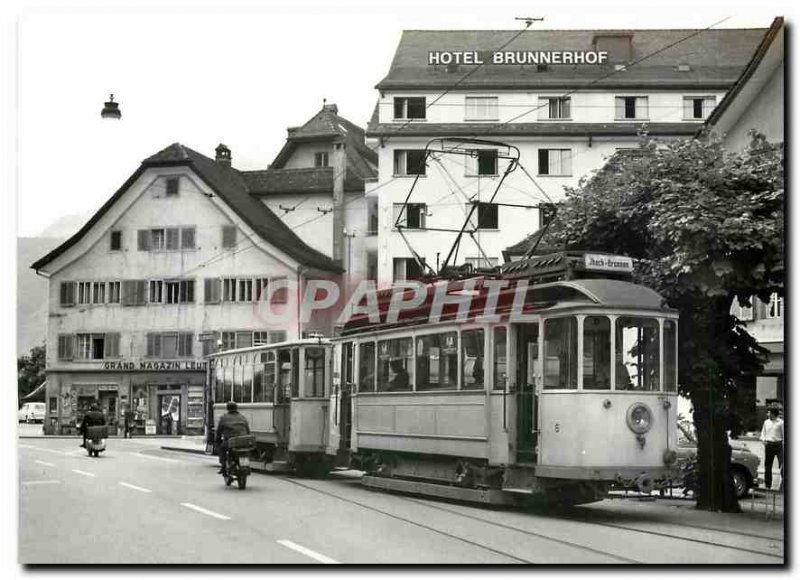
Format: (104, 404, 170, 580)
(45, 361, 207, 436)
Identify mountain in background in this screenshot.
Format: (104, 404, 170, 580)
(38, 212, 91, 238)
(18, 237, 63, 357)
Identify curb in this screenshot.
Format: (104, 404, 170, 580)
(161, 446, 208, 456)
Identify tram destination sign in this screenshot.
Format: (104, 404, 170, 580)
(583, 254, 633, 273)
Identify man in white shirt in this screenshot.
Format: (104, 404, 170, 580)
(761, 407, 784, 490)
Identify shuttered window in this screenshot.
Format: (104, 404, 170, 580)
(57, 335, 75, 360)
(59, 282, 76, 307)
(122, 280, 147, 306)
(137, 230, 150, 251)
(104, 333, 121, 358)
(204, 278, 221, 303)
(166, 228, 180, 250)
(147, 332, 193, 358)
(538, 149, 572, 176)
(181, 227, 196, 249)
(222, 226, 237, 248)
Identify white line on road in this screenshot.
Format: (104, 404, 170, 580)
(21, 480, 61, 486)
(180, 503, 231, 520)
(34, 460, 56, 467)
(19, 444, 71, 456)
(119, 482, 152, 493)
(72, 469, 96, 478)
(131, 451, 181, 463)
(277, 540, 339, 564)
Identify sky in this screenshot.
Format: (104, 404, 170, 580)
(11, 0, 787, 237)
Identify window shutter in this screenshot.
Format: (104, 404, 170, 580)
(58, 335, 75, 360)
(180, 333, 193, 357)
(122, 280, 137, 306)
(561, 98, 570, 119)
(59, 282, 76, 306)
(615, 97, 625, 119)
(146, 333, 162, 358)
(683, 98, 693, 119)
(181, 227, 196, 249)
(137, 230, 150, 251)
(104, 333, 120, 358)
(637, 97, 648, 119)
(166, 228, 180, 250)
(538, 149, 549, 175)
(393, 98, 404, 119)
(204, 278, 220, 303)
(703, 97, 716, 118)
(222, 226, 237, 248)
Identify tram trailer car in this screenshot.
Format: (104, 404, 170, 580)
(207, 339, 339, 475)
(330, 251, 680, 505)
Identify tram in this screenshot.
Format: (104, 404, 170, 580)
(328, 251, 680, 505)
(205, 338, 339, 474)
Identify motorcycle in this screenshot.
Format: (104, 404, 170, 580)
(85, 425, 108, 457)
(221, 434, 256, 489)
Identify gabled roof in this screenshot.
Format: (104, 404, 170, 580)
(241, 167, 366, 196)
(377, 28, 767, 91)
(32, 143, 343, 273)
(268, 104, 378, 190)
(704, 17, 784, 131)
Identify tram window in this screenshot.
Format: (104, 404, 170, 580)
(416, 332, 458, 391)
(233, 358, 245, 401)
(277, 350, 294, 400)
(615, 317, 660, 391)
(304, 348, 326, 398)
(260, 357, 276, 402)
(214, 361, 224, 402)
(253, 359, 265, 402)
(358, 342, 376, 392)
(223, 363, 233, 402)
(583, 316, 611, 390)
(462, 329, 485, 390)
(341, 342, 355, 389)
(664, 320, 677, 392)
(242, 356, 254, 403)
(543, 317, 578, 389)
(493, 327, 507, 391)
(377, 337, 413, 392)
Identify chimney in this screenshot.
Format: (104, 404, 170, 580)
(322, 103, 339, 115)
(592, 32, 633, 62)
(215, 143, 231, 166)
(332, 138, 346, 266)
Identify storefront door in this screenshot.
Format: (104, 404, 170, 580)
(158, 394, 181, 435)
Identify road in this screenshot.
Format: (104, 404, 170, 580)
(18, 435, 784, 564)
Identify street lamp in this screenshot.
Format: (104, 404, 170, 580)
(101, 94, 121, 120)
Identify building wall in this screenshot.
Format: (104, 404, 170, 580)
(371, 88, 725, 286)
(723, 64, 784, 151)
(282, 143, 333, 169)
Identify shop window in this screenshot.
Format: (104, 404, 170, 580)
(462, 329, 485, 390)
(377, 337, 413, 392)
(358, 342, 376, 393)
(416, 332, 458, 391)
(582, 316, 610, 390)
(615, 316, 660, 391)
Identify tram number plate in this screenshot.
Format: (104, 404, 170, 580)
(239, 457, 250, 467)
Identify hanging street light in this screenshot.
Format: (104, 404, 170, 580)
(101, 94, 121, 120)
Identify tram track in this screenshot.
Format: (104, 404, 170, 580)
(280, 473, 783, 563)
(280, 476, 639, 564)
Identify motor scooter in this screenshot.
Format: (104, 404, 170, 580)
(85, 424, 108, 457)
(221, 434, 256, 489)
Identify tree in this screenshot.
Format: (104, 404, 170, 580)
(18, 344, 46, 406)
(545, 132, 784, 511)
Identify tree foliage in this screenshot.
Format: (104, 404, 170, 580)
(18, 344, 46, 406)
(545, 132, 784, 511)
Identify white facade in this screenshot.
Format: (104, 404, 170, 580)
(369, 88, 724, 286)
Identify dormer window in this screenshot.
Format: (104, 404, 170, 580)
(314, 152, 329, 167)
(165, 177, 180, 196)
(393, 97, 426, 120)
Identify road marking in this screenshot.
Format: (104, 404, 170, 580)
(34, 460, 56, 467)
(72, 469, 96, 478)
(19, 444, 71, 456)
(131, 451, 181, 463)
(180, 503, 231, 520)
(277, 540, 339, 564)
(21, 480, 61, 486)
(119, 482, 152, 493)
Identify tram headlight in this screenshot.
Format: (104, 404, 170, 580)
(626, 403, 653, 434)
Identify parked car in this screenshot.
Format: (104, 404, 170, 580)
(18, 402, 46, 424)
(675, 420, 760, 499)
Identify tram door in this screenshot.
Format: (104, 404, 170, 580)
(516, 324, 539, 463)
(339, 342, 354, 452)
(273, 349, 295, 446)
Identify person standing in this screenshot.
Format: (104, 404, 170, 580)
(761, 407, 784, 490)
